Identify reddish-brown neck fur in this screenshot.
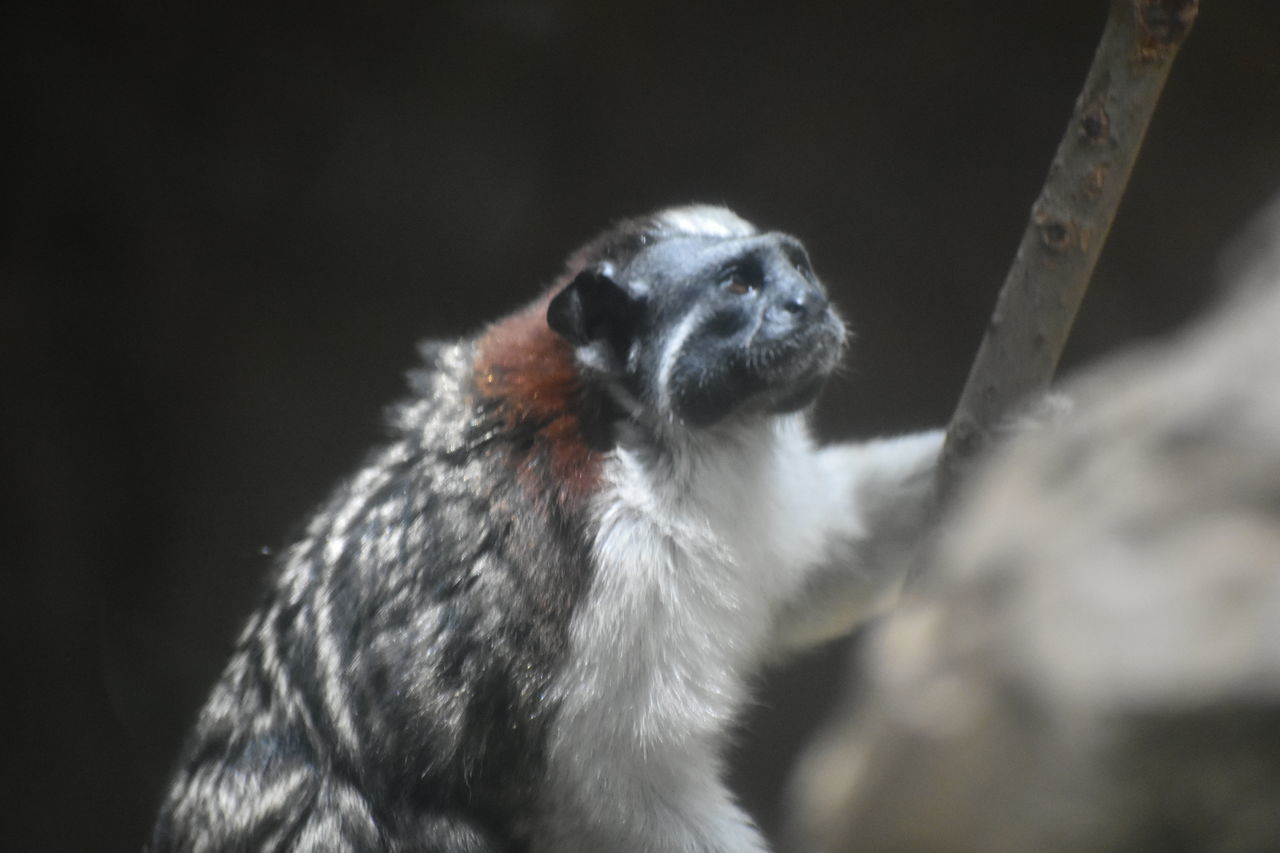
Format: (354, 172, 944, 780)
(474, 294, 605, 509)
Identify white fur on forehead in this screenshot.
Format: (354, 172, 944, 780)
(654, 206, 757, 240)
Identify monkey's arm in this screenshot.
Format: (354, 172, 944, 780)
(772, 429, 943, 650)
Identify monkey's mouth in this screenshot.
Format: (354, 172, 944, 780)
(667, 307, 845, 427)
(736, 309, 846, 412)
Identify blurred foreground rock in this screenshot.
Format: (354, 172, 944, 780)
(790, 203, 1280, 853)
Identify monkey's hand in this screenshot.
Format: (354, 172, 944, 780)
(770, 429, 944, 651)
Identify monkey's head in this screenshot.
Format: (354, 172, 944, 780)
(547, 206, 847, 428)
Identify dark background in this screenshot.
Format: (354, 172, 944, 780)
(5, 1, 1279, 850)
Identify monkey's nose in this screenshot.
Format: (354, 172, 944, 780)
(781, 287, 827, 319)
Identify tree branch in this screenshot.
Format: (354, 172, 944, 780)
(935, 0, 1198, 499)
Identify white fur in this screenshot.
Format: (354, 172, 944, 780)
(537, 416, 942, 852)
(656, 306, 710, 417)
(657, 206, 758, 240)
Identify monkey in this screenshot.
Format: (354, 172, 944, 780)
(150, 205, 943, 852)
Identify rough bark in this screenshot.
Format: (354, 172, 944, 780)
(936, 0, 1198, 498)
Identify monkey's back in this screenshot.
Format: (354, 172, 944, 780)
(151, 339, 599, 852)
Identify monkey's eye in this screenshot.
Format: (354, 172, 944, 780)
(719, 261, 762, 295)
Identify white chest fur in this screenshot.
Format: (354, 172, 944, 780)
(537, 416, 850, 853)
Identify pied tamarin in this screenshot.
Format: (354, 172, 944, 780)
(151, 205, 943, 852)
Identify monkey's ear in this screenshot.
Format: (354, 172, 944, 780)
(547, 269, 639, 352)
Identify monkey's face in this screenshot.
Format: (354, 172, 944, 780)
(549, 226, 846, 428)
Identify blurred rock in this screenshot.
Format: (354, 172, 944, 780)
(790, 199, 1280, 853)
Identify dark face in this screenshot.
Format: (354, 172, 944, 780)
(627, 232, 846, 425)
(549, 220, 847, 429)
